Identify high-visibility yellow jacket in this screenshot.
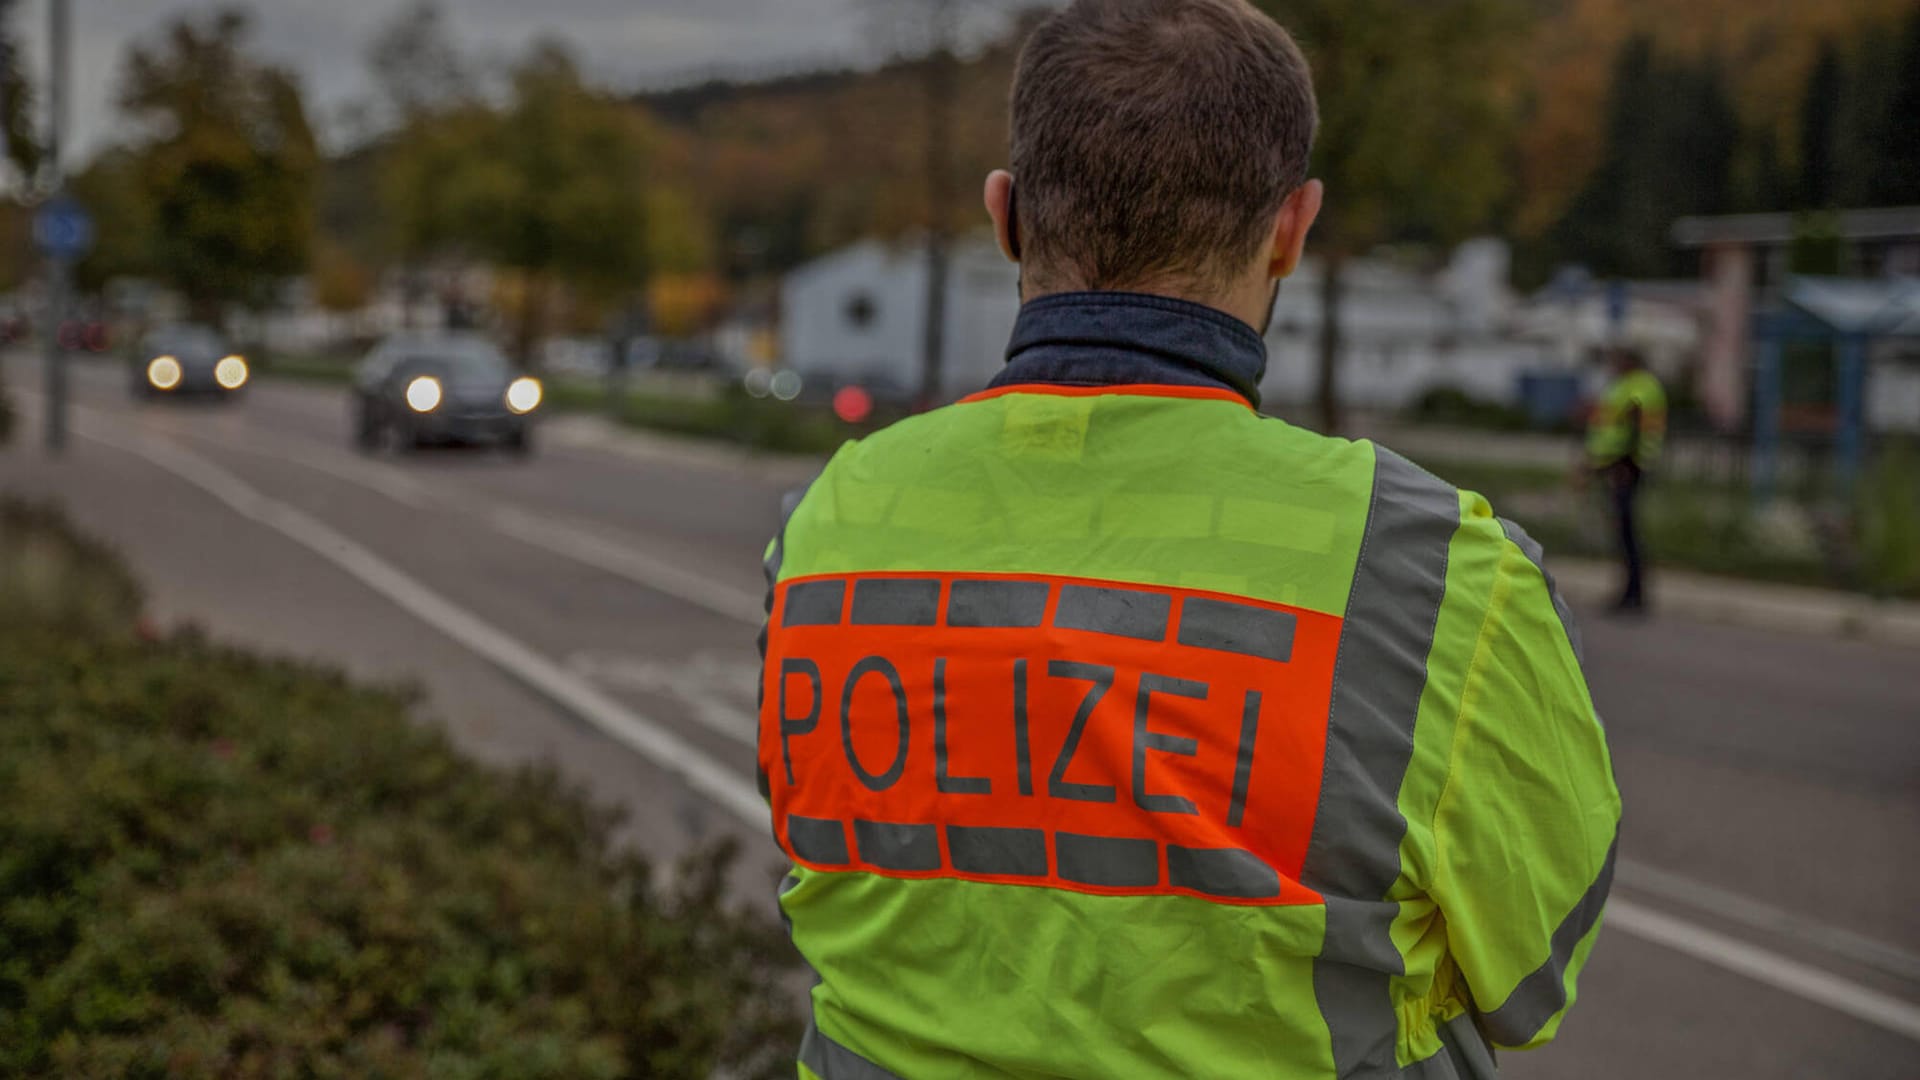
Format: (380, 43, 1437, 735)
(1587, 369, 1668, 470)
(760, 293, 1619, 1079)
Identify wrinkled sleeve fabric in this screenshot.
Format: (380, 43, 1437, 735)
(1429, 528, 1621, 1051)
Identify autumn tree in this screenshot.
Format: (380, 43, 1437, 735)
(363, 2, 483, 326)
(430, 43, 652, 362)
(111, 9, 318, 322)
(1256, 0, 1529, 433)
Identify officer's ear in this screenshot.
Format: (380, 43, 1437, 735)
(985, 170, 1019, 263)
(1267, 179, 1324, 280)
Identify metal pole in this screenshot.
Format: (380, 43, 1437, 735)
(1834, 333, 1866, 495)
(42, 0, 70, 454)
(917, 0, 952, 411)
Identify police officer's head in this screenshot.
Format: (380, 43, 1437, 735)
(985, 0, 1323, 331)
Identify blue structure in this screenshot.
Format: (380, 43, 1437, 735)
(1749, 277, 1920, 501)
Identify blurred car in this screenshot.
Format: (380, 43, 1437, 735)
(131, 325, 249, 400)
(351, 333, 541, 454)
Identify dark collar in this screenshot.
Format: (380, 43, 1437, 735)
(990, 291, 1268, 408)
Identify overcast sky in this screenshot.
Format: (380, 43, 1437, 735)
(14, 0, 879, 159)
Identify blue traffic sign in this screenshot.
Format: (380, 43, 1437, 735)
(33, 196, 94, 260)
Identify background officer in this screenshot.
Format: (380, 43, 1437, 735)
(1586, 346, 1668, 613)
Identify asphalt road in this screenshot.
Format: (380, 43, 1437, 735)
(5, 352, 1917, 1078)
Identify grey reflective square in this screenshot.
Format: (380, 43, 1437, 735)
(850, 578, 941, 626)
(948, 579, 1050, 628)
(783, 580, 847, 626)
(854, 820, 941, 872)
(947, 825, 1048, 877)
(1177, 597, 1296, 662)
(1055, 586, 1171, 642)
(1054, 832, 1159, 887)
(787, 815, 850, 865)
(1167, 846, 1281, 899)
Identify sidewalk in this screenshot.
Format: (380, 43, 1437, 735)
(1550, 557, 1920, 649)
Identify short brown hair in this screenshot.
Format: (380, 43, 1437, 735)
(1009, 0, 1317, 293)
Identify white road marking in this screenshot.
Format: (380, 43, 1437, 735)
(70, 414, 770, 833)
(1618, 858, 1920, 985)
(46, 384, 1920, 1042)
(1606, 899, 1920, 1042)
(113, 405, 765, 625)
(567, 650, 760, 750)
(485, 504, 763, 625)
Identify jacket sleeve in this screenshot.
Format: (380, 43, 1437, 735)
(1428, 522, 1620, 1050)
(759, 481, 820, 806)
(1635, 384, 1667, 468)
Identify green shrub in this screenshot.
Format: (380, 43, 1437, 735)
(1857, 443, 1920, 598)
(0, 498, 145, 637)
(1405, 387, 1533, 433)
(0, 502, 800, 1077)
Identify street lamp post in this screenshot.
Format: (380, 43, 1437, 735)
(42, 0, 71, 453)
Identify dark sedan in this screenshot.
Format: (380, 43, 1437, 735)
(131, 325, 249, 400)
(351, 334, 541, 454)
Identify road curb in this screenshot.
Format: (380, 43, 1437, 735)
(1550, 558, 1920, 649)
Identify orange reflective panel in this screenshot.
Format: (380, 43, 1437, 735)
(761, 572, 1338, 907)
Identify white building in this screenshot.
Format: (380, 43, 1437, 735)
(780, 237, 1021, 401)
(779, 235, 1698, 413)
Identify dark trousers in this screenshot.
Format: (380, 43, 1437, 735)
(1604, 461, 1645, 608)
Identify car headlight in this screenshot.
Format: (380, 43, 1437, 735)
(214, 355, 249, 390)
(406, 375, 443, 413)
(506, 377, 543, 414)
(147, 356, 182, 391)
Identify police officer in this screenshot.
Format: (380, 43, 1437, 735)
(1587, 347, 1667, 614)
(760, 2, 1619, 1076)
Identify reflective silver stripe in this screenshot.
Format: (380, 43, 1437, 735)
(946, 825, 1048, 877)
(785, 579, 847, 626)
(1305, 447, 1458, 1076)
(1481, 836, 1618, 1046)
(799, 1016, 906, 1080)
(1055, 832, 1159, 888)
(854, 820, 941, 872)
(788, 815, 850, 865)
(1401, 1014, 1499, 1079)
(1177, 597, 1297, 662)
(948, 579, 1049, 628)
(1498, 518, 1586, 667)
(1167, 845, 1281, 900)
(1054, 585, 1171, 641)
(849, 578, 940, 627)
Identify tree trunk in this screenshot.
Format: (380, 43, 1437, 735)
(1315, 250, 1347, 436)
(514, 273, 548, 371)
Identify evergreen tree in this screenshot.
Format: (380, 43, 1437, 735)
(1552, 37, 1739, 278)
(1798, 41, 1842, 209)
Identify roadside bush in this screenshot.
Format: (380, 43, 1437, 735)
(0, 375, 15, 445)
(0, 499, 800, 1077)
(0, 498, 144, 637)
(1857, 442, 1920, 598)
(1405, 387, 1533, 433)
